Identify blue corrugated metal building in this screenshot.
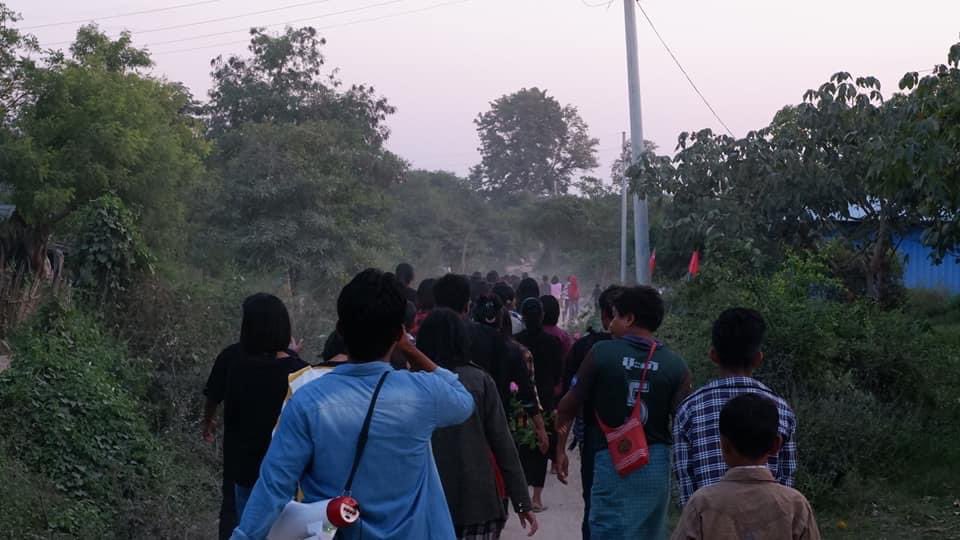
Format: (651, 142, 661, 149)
(898, 229, 960, 294)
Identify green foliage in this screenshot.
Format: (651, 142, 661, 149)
(0, 303, 161, 536)
(793, 378, 923, 502)
(820, 239, 906, 306)
(207, 120, 395, 291)
(0, 4, 38, 124)
(206, 26, 394, 146)
(470, 87, 598, 196)
(0, 26, 208, 259)
(661, 254, 959, 503)
(69, 25, 151, 73)
(203, 27, 404, 293)
(389, 169, 526, 274)
(68, 194, 153, 301)
(903, 287, 960, 324)
(524, 193, 622, 282)
(642, 43, 960, 301)
(0, 297, 223, 537)
(894, 48, 960, 263)
(0, 450, 109, 539)
(109, 273, 245, 432)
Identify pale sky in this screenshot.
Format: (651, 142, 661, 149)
(11, 0, 960, 180)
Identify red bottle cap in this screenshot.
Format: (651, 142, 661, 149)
(327, 496, 360, 528)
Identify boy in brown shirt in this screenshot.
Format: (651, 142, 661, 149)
(671, 394, 821, 540)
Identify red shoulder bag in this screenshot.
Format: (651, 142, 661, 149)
(595, 341, 657, 477)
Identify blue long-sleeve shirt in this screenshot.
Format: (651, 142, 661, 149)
(231, 361, 475, 540)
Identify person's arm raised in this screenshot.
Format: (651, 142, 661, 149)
(399, 332, 474, 427)
(396, 332, 438, 372)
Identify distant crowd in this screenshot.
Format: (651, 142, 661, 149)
(202, 263, 821, 540)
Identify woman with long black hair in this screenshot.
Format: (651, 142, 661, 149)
(419, 308, 539, 540)
(202, 293, 307, 529)
(515, 297, 564, 513)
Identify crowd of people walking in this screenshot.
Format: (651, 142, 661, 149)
(203, 263, 821, 540)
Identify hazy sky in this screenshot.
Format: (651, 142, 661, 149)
(11, 0, 960, 180)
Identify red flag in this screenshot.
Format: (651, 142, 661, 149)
(688, 250, 701, 277)
(648, 249, 657, 279)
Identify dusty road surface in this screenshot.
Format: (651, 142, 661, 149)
(502, 453, 584, 540)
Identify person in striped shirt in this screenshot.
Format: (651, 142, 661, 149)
(672, 308, 798, 506)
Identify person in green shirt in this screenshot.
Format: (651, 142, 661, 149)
(556, 286, 692, 540)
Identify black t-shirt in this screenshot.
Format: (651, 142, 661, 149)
(516, 329, 564, 413)
(572, 338, 689, 452)
(204, 343, 307, 487)
(563, 329, 612, 394)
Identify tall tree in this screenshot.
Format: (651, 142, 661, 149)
(203, 27, 405, 292)
(470, 87, 598, 196)
(0, 24, 207, 270)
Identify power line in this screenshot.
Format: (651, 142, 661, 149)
(146, 0, 405, 48)
(41, 0, 344, 47)
(634, 0, 735, 137)
(152, 0, 471, 56)
(135, 0, 343, 35)
(23, 0, 221, 30)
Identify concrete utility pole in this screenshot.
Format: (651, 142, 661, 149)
(619, 131, 628, 284)
(623, 0, 651, 285)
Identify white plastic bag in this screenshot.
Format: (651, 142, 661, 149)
(267, 500, 337, 540)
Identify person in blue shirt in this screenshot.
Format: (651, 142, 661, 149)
(231, 268, 476, 540)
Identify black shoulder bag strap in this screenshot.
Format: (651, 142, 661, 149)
(343, 371, 390, 496)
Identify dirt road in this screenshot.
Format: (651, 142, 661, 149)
(502, 454, 585, 540)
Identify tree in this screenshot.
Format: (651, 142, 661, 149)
(203, 27, 405, 293)
(68, 25, 150, 74)
(388, 170, 523, 274)
(523, 194, 619, 280)
(642, 43, 960, 301)
(0, 24, 207, 271)
(206, 26, 394, 147)
(0, 3, 37, 124)
(893, 44, 960, 263)
(470, 88, 598, 196)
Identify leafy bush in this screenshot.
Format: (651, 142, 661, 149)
(68, 194, 154, 302)
(0, 299, 222, 537)
(0, 449, 112, 539)
(107, 274, 243, 430)
(821, 239, 906, 307)
(903, 287, 960, 325)
(0, 303, 160, 536)
(792, 374, 924, 501)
